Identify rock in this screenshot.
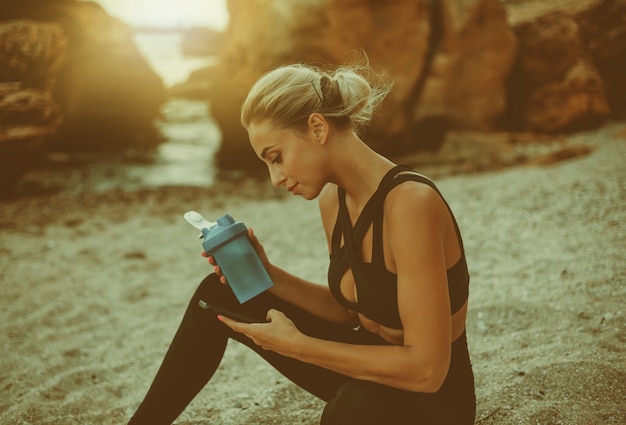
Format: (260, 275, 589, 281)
(49, 0, 166, 150)
(527, 54, 609, 132)
(308, 0, 433, 149)
(504, 0, 626, 132)
(169, 67, 213, 99)
(507, 9, 610, 132)
(0, 21, 66, 197)
(0, 20, 68, 91)
(0, 0, 166, 152)
(409, 0, 517, 150)
(183, 0, 624, 172)
(0, 0, 167, 195)
(577, 0, 626, 115)
(0, 88, 62, 127)
(203, 0, 515, 171)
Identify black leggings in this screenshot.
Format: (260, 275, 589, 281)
(128, 274, 475, 424)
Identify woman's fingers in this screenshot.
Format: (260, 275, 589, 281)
(201, 251, 227, 284)
(247, 228, 271, 269)
(202, 251, 215, 264)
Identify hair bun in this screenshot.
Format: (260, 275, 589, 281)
(241, 62, 393, 135)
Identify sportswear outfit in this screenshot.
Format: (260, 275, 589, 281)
(128, 165, 475, 425)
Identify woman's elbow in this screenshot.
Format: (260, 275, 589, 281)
(406, 363, 449, 393)
(424, 367, 448, 393)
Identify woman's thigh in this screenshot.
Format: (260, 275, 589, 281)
(321, 379, 460, 425)
(197, 274, 368, 401)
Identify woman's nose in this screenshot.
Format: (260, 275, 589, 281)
(269, 167, 286, 188)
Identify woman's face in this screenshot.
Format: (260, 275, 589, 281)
(248, 120, 328, 200)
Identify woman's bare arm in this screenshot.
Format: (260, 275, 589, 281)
(221, 182, 453, 393)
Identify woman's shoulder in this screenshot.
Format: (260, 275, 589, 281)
(384, 177, 447, 223)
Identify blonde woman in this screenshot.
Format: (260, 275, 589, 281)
(129, 63, 475, 425)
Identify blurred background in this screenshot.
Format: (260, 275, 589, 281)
(0, 0, 230, 196)
(0, 0, 624, 197)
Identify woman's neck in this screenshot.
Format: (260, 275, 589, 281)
(328, 131, 396, 209)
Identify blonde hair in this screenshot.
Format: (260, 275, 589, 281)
(241, 63, 393, 135)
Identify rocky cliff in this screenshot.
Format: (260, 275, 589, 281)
(0, 0, 166, 196)
(0, 20, 67, 196)
(184, 0, 625, 171)
(505, 0, 626, 132)
(2, 0, 625, 191)
(202, 0, 517, 170)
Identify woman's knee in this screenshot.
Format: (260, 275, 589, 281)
(192, 273, 236, 306)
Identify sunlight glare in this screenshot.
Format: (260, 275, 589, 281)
(89, 0, 229, 30)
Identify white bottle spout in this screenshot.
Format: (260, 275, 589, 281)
(183, 211, 217, 238)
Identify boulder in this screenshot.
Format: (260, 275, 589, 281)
(0, 0, 166, 152)
(504, 0, 625, 132)
(0, 87, 63, 197)
(577, 0, 626, 114)
(0, 20, 67, 91)
(202, 0, 516, 170)
(406, 0, 517, 151)
(0, 0, 167, 195)
(0, 88, 62, 128)
(49, 0, 166, 150)
(508, 11, 609, 132)
(0, 21, 66, 197)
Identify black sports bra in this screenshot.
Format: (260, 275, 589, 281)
(327, 165, 469, 329)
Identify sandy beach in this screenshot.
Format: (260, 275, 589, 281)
(1, 122, 625, 424)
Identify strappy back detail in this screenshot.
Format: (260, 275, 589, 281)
(327, 165, 469, 329)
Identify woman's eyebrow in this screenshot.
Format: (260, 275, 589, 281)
(261, 145, 275, 159)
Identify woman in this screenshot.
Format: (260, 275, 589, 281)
(128, 63, 475, 424)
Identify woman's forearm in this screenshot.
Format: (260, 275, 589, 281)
(267, 265, 355, 324)
(292, 334, 449, 393)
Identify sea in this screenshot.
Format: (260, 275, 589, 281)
(22, 31, 222, 195)
(132, 31, 221, 188)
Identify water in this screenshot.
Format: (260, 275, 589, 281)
(140, 98, 221, 188)
(18, 32, 223, 195)
(133, 31, 217, 88)
(133, 31, 221, 188)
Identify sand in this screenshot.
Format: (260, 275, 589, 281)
(1, 122, 625, 424)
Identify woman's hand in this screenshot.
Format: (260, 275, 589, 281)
(245, 227, 272, 269)
(218, 309, 304, 357)
(202, 227, 272, 285)
(203, 251, 227, 284)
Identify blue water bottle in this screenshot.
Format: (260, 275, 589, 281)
(184, 211, 273, 303)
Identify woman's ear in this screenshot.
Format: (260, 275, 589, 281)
(307, 113, 329, 144)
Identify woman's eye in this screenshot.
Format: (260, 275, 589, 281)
(271, 154, 281, 164)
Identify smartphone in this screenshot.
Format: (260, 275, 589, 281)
(198, 299, 264, 323)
